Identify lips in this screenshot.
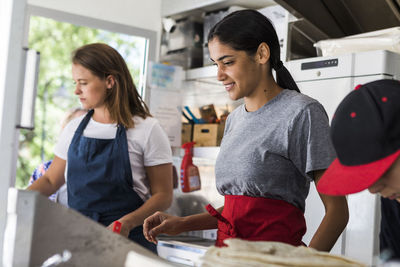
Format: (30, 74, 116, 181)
(224, 82, 235, 91)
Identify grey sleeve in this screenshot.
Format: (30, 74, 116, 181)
(288, 102, 336, 181)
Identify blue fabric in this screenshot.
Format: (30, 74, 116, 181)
(67, 110, 156, 253)
(29, 160, 57, 202)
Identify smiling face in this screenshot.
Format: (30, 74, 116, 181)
(208, 38, 266, 101)
(72, 63, 110, 110)
(368, 156, 400, 200)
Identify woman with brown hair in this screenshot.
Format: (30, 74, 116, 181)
(28, 43, 173, 253)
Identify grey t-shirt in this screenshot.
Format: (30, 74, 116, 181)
(215, 89, 336, 212)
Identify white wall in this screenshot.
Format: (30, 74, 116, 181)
(28, 0, 162, 33)
(1, 0, 29, 265)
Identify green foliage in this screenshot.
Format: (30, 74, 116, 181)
(16, 16, 146, 188)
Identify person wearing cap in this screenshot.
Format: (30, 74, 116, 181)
(317, 79, 400, 259)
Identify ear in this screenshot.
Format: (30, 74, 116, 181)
(105, 75, 115, 89)
(256, 42, 270, 64)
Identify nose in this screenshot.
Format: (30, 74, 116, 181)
(216, 66, 226, 81)
(368, 182, 384, 194)
(74, 84, 81, 95)
(368, 186, 379, 194)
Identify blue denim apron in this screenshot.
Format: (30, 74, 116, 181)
(67, 110, 156, 253)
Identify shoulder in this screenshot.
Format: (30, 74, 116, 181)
(283, 92, 330, 136)
(58, 114, 85, 141)
(131, 116, 160, 132)
(279, 89, 326, 118)
(126, 116, 165, 141)
(281, 89, 320, 109)
(127, 116, 171, 157)
(63, 114, 86, 133)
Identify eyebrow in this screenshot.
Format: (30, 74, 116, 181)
(211, 55, 235, 62)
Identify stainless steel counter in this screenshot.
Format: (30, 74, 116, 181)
(3, 189, 178, 267)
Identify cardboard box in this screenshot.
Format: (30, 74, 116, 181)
(199, 104, 217, 123)
(193, 123, 225, 147)
(181, 123, 193, 145)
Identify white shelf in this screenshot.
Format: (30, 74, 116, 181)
(185, 65, 220, 85)
(193, 146, 220, 159)
(172, 146, 220, 160)
(185, 65, 216, 80)
(162, 0, 277, 18)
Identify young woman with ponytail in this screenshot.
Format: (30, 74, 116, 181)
(144, 10, 348, 252)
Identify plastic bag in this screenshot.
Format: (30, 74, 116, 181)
(314, 27, 400, 57)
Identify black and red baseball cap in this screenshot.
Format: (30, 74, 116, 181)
(317, 79, 400, 195)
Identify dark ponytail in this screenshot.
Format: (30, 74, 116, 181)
(208, 9, 300, 93)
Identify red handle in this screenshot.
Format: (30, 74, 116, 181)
(112, 221, 122, 234)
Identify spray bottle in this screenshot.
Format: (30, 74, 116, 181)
(180, 142, 201, 192)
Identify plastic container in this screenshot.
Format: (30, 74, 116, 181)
(180, 142, 201, 192)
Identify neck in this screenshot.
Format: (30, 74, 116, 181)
(92, 106, 113, 124)
(244, 76, 283, 112)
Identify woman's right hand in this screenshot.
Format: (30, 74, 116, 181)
(143, 211, 185, 244)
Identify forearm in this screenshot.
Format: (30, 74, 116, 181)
(143, 205, 222, 243)
(179, 208, 220, 232)
(121, 195, 220, 233)
(119, 192, 173, 230)
(27, 175, 60, 197)
(27, 156, 66, 197)
(309, 197, 349, 251)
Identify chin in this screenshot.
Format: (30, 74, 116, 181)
(228, 92, 240, 101)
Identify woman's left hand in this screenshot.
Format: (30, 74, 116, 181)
(107, 220, 130, 238)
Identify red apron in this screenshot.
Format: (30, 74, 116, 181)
(206, 195, 306, 247)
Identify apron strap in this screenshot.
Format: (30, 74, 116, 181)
(115, 125, 135, 187)
(75, 109, 94, 134)
(205, 204, 233, 231)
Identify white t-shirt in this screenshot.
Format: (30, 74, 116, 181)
(54, 114, 172, 201)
